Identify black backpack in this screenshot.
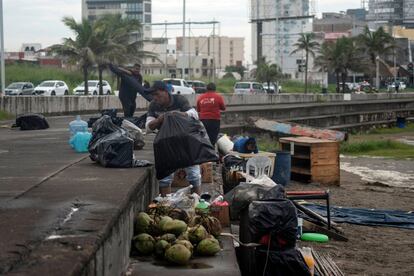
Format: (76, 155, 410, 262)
(14, 114, 49, 130)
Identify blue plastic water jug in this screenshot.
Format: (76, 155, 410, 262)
(69, 115, 88, 137)
(70, 132, 92, 153)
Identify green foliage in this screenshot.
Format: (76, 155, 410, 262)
(216, 78, 236, 94)
(368, 123, 414, 135)
(0, 110, 13, 121)
(340, 139, 414, 159)
(255, 62, 283, 91)
(222, 72, 236, 80)
(225, 65, 246, 79)
(256, 137, 279, 153)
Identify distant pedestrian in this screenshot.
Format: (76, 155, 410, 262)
(395, 82, 400, 93)
(109, 64, 152, 117)
(196, 83, 226, 145)
(166, 80, 173, 94)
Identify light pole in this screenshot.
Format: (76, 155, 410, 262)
(182, 0, 186, 79)
(0, 0, 5, 96)
(376, 55, 380, 91)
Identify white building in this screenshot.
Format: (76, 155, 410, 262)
(81, 0, 152, 40)
(250, 0, 319, 81)
(141, 39, 177, 77)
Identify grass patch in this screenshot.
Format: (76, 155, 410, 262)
(0, 110, 13, 121)
(367, 123, 414, 135)
(340, 139, 414, 159)
(256, 136, 279, 153)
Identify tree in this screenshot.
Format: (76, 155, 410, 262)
(291, 33, 320, 93)
(255, 61, 283, 92)
(357, 26, 394, 90)
(51, 17, 98, 95)
(225, 65, 247, 79)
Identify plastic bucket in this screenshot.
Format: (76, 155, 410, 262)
(396, 117, 406, 129)
(272, 151, 291, 187)
(217, 135, 234, 155)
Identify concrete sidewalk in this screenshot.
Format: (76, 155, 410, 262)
(0, 116, 158, 275)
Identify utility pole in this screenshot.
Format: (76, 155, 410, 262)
(376, 55, 380, 90)
(182, 0, 186, 79)
(0, 0, 5, 96)
(165, 21, 168, 78)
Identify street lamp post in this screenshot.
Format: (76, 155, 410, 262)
(0, 0, 5, 96)
(376, 55, 380, 91)
(182, 0, 186, 79)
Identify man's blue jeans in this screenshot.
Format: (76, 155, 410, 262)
(159, 165, 201, 188)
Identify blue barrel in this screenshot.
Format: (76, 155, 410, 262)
(396, 117, 406, 129)
(272, 151, 291, 187)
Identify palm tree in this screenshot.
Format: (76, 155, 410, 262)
(357, 26, 394, 90)
(51, 17, 98, 95)
(291, 33, 320, 93)
(255, 60, 283, 93)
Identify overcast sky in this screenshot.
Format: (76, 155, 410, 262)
(3, 0, 361, 62)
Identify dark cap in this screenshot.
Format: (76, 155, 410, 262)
(147, 80, 168, 93)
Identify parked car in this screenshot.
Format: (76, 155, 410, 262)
(34, 80, 69, 96)
(387, 81, 406, 92)
(5, 82, 35, 96)
(262, 82, 282, 93)
(162, 78, 195, 94)
(74, 80, 112, 95)
(234, 82, 266, 95)
(187, 80, 207, 94)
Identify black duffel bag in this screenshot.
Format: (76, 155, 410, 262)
(14, 114, 49, 130)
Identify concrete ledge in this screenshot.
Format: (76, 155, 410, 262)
(2, 93, 414, 116)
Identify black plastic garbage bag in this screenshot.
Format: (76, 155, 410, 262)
(96, 130, 134, 168)
(13, 114, 49, 130)
(124, 113, 147, 130)
(101, 108, 118, 118)
(88, 115, 122, 161)
(153, 113, 218, 180)
(249, 200, 298, 250)
(255, 248, 311, 276)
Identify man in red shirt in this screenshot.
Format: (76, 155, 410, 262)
(196, 83, 226, 145)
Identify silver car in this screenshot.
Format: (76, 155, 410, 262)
(5, 82, 35, 96)
(234, 82, 266, 95)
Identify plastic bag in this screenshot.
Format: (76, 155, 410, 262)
(70, 132, 92, 153)
(153, 113, 218, 180)
(249, 200, 298, 250)
(255, 248, 311, 276)
(88, 115, 122, 161)
(13, 114, 49, 130)
(224, 182, 286, 219)
(96, 130, 134, 168)
(122, 119, 145, 150)
(124, 113, 147, 130)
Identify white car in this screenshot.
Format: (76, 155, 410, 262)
(262, 82, 282, 93)
(387, 81, 406, 92)
(34, 80, 69, 96)
(162, 78, 195, 95)
(234, 82, 266, 95)
(74, 80, 112, 95)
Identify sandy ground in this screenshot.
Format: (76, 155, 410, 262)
(290, 164, 414, 276)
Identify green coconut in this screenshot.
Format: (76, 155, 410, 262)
(188, 225, 208, 244)
(135, 212, 154, 234)
(178, 231, 189, 241)
(196, 238, 221, 256)
(133, 233, 155, 255)
(160, 233, 176, 243)
(158, 216, 173, 230)
(165, 244, 192, 265)
(162, 219, 188, 236)
(154, 240, 171, 258)
(175, 240, 194, 254)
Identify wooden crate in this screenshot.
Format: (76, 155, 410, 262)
(279, 137, 340, 186)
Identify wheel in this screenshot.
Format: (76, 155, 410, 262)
(51, 91, 56, 96)
(64, 90, 68, 95)
(177, 91, 181, 95)
(107, 90, 111, 95)
(93, 91, 97, 95)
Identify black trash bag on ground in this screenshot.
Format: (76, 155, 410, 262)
(88, 115, 122, 161)
(249, 200, 298, 251)
(101, 108, 117, 118)
(96, 130, 134, 168)
(13, 114, 49, 130)
(153, 113, 218, 180)
(87, 117, 100, 128)
(255, 248, 311, 276)
(124, 113, 147, 130)
(223, 154, 246, 171)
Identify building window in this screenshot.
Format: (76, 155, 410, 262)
(196, 68, 200, 73)
(167, 49, 170, 54)
(145, 3, 151, 13)
(145, 14, 152, 23)
(202, 59, 208, 66)
(160, 69, 162, 74)
(172, 50, 176, 54)
(202, 69, 208, 76)
(152, 58, 156, 63)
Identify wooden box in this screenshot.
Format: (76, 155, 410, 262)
(279, 137, 340, 186)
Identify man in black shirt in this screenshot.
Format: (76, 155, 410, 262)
(109, 64, 151, 117)
(146, 81, 201, 196)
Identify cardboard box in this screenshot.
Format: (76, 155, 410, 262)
(210, 205, 230, 227)
(171, 163, 214, 187)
